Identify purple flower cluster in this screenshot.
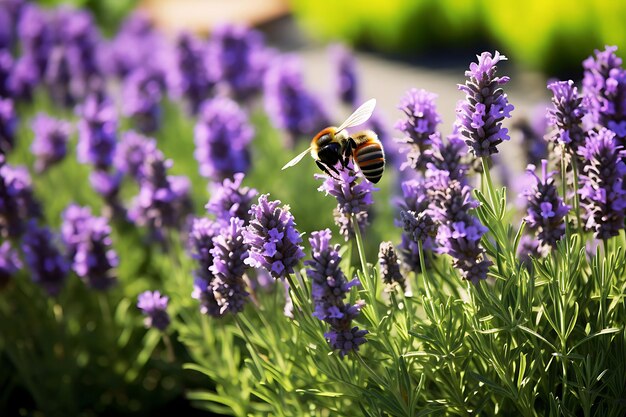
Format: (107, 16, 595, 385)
(426, 130, 469, 183)
(0, 97, 17, 155)
(189, 218, 221, 316)
(207, 24, 269, 100)
(22, 220, 69, 296)
(169, 31, 214, 115)
(316, 163, 377, 241)
(577, 128, 626, 239)
(205, 173, 258, 225)
(0, 163, 41, 238)
(77, 94, 117, 170)
(331, 44, 359, 106)
(512, 104, 549, 167)
(194, 97, 253, 181)
(395, 88, 442, 171)
(264, 55, 329, 147)
(546, 80, 587, 151)
(0, 241, 21, 288)
(122, 66, 165, 134)
(209, 218, 250, 314)
(129, 148, 192, 238)
(456, 51, 514, 157)
(522, 160, 570, 247)
(137, 290, 170, 330)
(305, 229, 367, 358)
(62, 204, 118, 290)
(378, 241, 406, 293)
(31, 113, 71, 172)
(114, 130, 157, 180)
(243, 194, 305, 279)
(582, 46, 626, 141)
(428, 170, 491, 284)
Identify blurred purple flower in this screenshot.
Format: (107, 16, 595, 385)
(22, 220, 69, 296)
(207, 24, 270, 100)
(114, 130, 157, 180)
(305, 228, 367, 358)
(264, 55, 329, 147)
(522, 160, 570, 247)
(61, 203, 93, 259)
(582, 46, 626, 142)
(206, 172, 258, 225)
(17, 4, 53, 75)
(77, 94, 118, 170)
(194, 97, 253, 181)
(330, 44, 359, 106)
(546, 80, 587, 151)
(89, 170, 125, 218)
(0, 48, 12, 97)
(577, 128, 626, 239)
(169, 31, 214, 114)
(456, 51, 514, 157)
(0, 163, 41, 238)
(0, 97, 17, 155)
(31, 113, 72, 173)
(8, 53, 39, 102)
(243, 194, 305, 279)
(517, 234, 549, 268)
(210, 217, 250, 315)
(122, 66, 165, 134)
(426, 129, 469, 184)
(0, 241, 22, 289)
(137, 290, 170, 330)
(395, 88, 442, 172)
(512, 104, 549, 167)
(189, 217, 221, 317)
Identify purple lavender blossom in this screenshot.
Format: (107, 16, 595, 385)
(207, 24, 269, 100)
(546, 80, 587, 150)
(0, 241, 22, 289)
(61, 203, 93, 260)
(17, 4, 52, 76)
(400, 209, 438, 245)
(0, 97, 17, 155)
(512, 104, 549, 167)
(89, 170, 124, 218)
(522, 160, 570, 247)
(137, 290, 170, 330)
(577, 128, 626, 239)
(122, 66, 165, 134)
(70, 213, 118, 290)
(22, 220, 69, 296)
(305, 229, 367, 358)
(428, 169, 491, 284)
(331, 44, 359, 106)
(0, 164, 41, 238)
(194, 97, 253, 181)
(316, 162, 377, 241)
(129, 148, 193, 237)
(31, 113, 71, 172)
(456, 51, 514, 157)
(426, 129, 469, 183)
(210, 217, 250, 314)
(517, 234, 549, 268)
(264, 55, 329, 147)
(189, 217, 220, 316)
(192, 276, 220, 317)
(378, 241, 406, 293)
(243, 194, 305, 279)
(8, 54, 39, 102)
(169, 31, 214, 115)
(77, 94, 118, 170)
(0, 49, 12, 97)
(114, 130, 157, 180)
(582, 46, 626, 141)
(395, 88, 442, 172)
(205, 173, 258, 225)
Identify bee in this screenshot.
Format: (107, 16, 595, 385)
(281, 99, 385, 183)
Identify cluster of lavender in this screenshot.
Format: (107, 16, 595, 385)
(306, 229, 367, 357)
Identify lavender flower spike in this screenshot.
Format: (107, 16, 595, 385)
(522, 160, 570, 247)
(306, 229, 367, 358)
(0, 241, 22, 289)
(194, 97, 253, 181)
(31, 113, 72, 173)
(205, 172, 258, 225)
(0, 164, 41, 238)
(456, 51, 514, 157)
(378, 241, 406, 293)
(243, 194, 305, 279)
(137, 290, 170, 330)
(0, 97, 17, 156)
(77, 94, 118, 170)
(331, 44, 359, 106)
(114, 130, 157, 180)
(189, 217, 220, 317)
(577, 128, 626, 239)
(210, 217, 250, 314)
(22, 220, 69, 296)
(546, 80, 587, 150)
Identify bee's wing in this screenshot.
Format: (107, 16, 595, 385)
(336, 98, 377, 133)
(281, 147, 312, 170)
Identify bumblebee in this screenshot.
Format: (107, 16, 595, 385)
(281, 99, 385, 183)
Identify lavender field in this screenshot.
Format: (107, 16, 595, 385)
(1, 1, 626, 416)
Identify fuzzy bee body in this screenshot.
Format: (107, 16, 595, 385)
(282, 99, 386, 184)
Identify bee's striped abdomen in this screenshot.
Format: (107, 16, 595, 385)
(352, 133, 385, 183)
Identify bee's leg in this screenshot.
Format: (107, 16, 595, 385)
(316, 160, 340, 180)
(342, 138, 356, 167)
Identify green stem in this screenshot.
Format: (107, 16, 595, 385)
(351, 215, 369, 275)
(352, 214, 380, 325)
(570, 156, 583, 238)
(417, 240, 432, 299)
(481, 157, 498, 208)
